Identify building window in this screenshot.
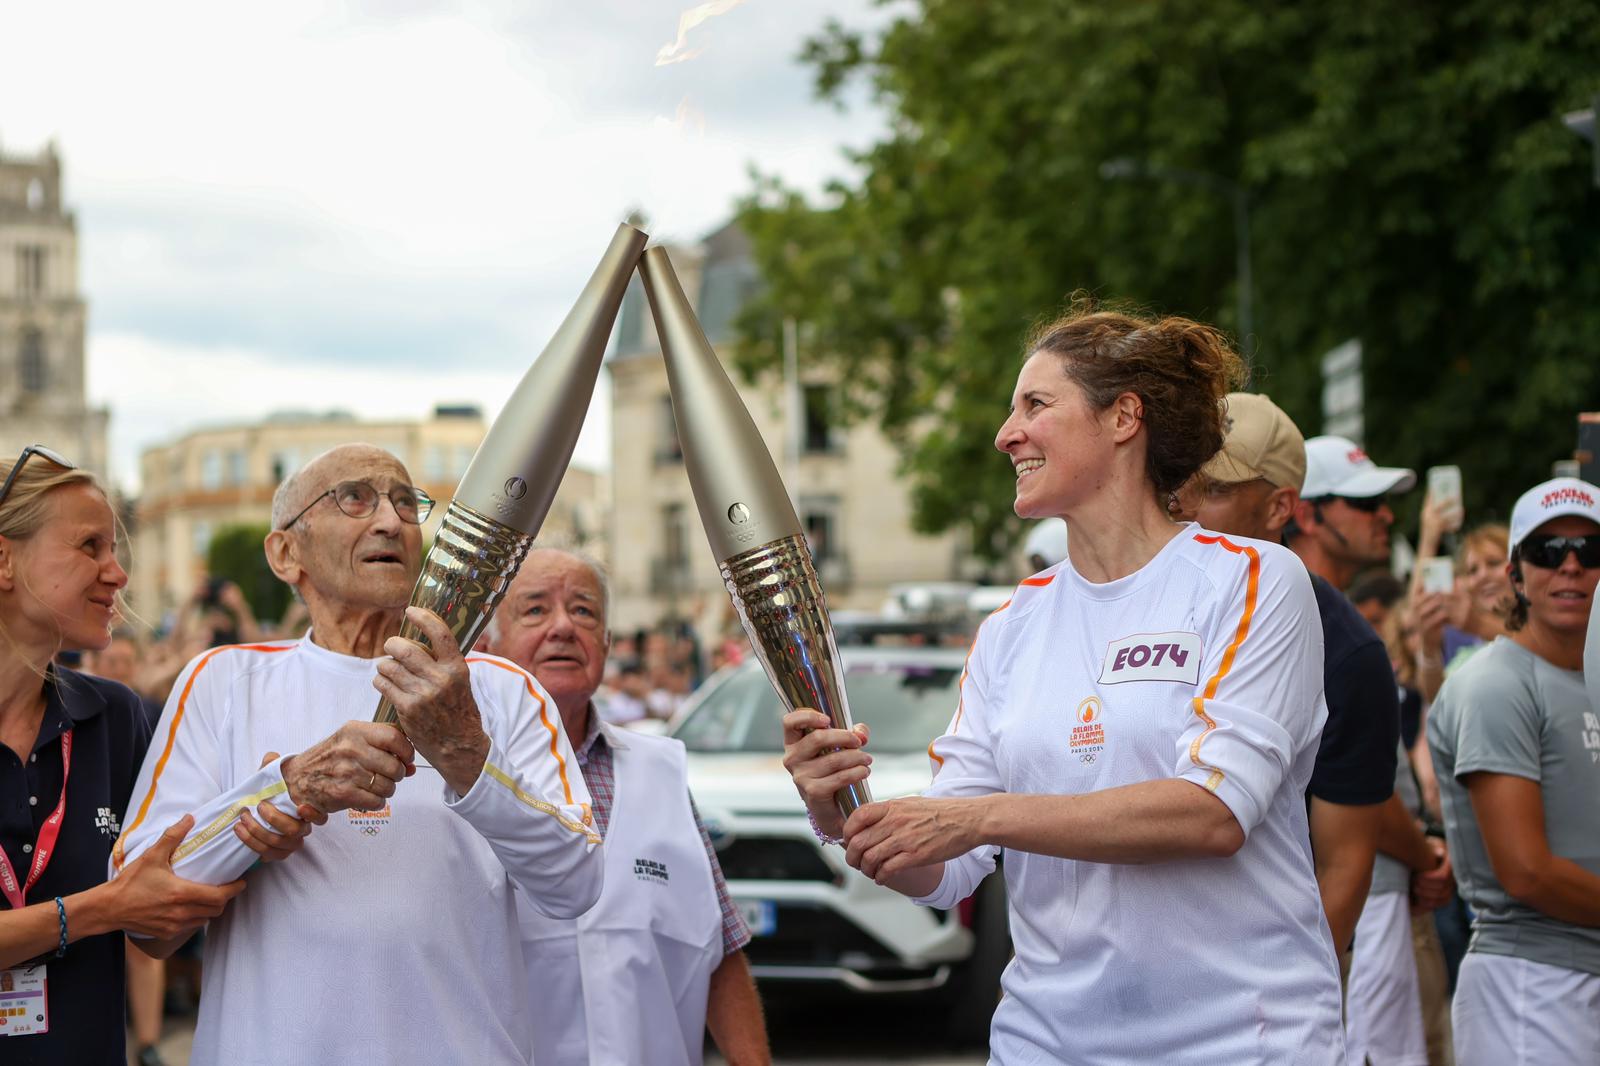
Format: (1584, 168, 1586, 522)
(18, 329, 46, 393)
(16, 246, 45, 297)
(454, 445, 474, 479)
(655, 395, 683, 464)
(200, 449, 224, 490)
(801, 496, 840, 563)
(662, 502, 688, 569)
(271, 449, 299, 484)
(227, 449, 248, 486)
(192, 521, 213, 557)
(802, 384, 838, 454)
(425, 445, 447, 481)
(26, 178, 45, 212)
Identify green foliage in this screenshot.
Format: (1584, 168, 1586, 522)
(735, 0, 1600, 557)
(206, 523, 291, 623)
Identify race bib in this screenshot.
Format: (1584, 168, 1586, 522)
(1099, 632, 1203, 686)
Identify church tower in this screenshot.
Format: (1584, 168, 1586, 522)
(0, 138, 109, 476)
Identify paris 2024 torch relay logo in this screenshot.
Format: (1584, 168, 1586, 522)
(1071, 697, 1105, 764)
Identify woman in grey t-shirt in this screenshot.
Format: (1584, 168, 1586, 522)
(1427, 477, 1600, 1066)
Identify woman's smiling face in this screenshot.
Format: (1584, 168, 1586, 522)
(994, 352, 1120, 520)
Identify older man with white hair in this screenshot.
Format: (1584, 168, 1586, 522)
(114, 444, 601, 1066)
(481, 546, 769, 1066)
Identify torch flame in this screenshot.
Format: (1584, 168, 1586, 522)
(655, 0, 747, 66)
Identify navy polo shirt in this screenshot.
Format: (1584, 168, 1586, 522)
(1, 666, 152, 1066)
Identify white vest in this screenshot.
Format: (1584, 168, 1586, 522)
(519, 726, 723, 1066)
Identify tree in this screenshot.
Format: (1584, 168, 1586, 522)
(207, 523, 291, 624)
(734, 0, 1600, 558)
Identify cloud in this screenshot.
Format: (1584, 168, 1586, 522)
(0, 0, 896, 489)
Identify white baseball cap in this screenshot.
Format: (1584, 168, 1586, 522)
(1301, 436, 1416, 500)
(1023, 518, 1068, 568)
(1507, 477, 1600, 559)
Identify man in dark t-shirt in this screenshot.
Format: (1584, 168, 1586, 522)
(1183, 395, 1399, 954)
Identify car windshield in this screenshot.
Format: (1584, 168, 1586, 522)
(674, 660, 962, 754)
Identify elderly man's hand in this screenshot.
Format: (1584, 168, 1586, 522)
(376, 606, 491, 796)
(282, 723, 416, 814)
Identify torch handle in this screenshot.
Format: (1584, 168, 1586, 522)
(721, 534, 871, 818)
(372, 501, 534, 724)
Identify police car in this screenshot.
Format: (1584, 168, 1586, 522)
(671, 644, 1009, 1043)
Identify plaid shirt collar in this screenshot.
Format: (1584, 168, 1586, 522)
(574, 704, 628, 768)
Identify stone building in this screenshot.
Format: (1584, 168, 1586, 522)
(606, 221, 972, 631)
(131, 405, 607, 621)
(0, 139, 108, 474)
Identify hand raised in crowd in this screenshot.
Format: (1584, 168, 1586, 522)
(112, 815, 247, 941)
(780, 708, 872, 841)
(233, 751, 327, 861)
(377, 606, 490, 796)
(1417, 490, 1465, 555)
(1410, 591, 1451, 654)
(282, 722, 416, 814)
(1410, 836, 1455, 913)
(844, 797, 979, 884)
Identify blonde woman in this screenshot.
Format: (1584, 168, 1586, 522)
(0, 446, 299, 1065)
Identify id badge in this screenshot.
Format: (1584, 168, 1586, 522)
(0, 964, 48, 1036)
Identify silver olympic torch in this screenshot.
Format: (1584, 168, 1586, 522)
(375, 222, 648, 724)
(638, 246, 870, 818)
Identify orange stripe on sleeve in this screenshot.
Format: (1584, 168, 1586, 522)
(1187, 534, 1262, 791)
(928, 598, 1013, 774)
(113, 643, 293, 870)
(465, 657, 577, 807)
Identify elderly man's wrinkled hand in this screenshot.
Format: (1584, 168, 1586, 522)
(233, 750, 326, 861)
(376, 606, 491, 795)
(282, 722, 415, 814)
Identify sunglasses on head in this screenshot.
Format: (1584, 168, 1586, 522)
(1517, 534, 1600, 570)
(0, 443, 78, 511)
(1311, 494, 1387, 514)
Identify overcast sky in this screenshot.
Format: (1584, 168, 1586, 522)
(0, 0, 893, 490)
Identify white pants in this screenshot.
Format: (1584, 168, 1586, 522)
(1453, 952, 1600, 1066)
(1346, 892, 1429, 1066)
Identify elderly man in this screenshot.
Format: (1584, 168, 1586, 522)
(113, 445, 601, 1066)
(481, 547, 769, 1066)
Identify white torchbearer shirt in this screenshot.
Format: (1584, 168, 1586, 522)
(112, 636, 602, 1066)
(916, 526, 1347, 1065)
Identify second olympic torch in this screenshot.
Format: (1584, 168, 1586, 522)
(374, 222, 647, 724)
(639, 246, 870, 818)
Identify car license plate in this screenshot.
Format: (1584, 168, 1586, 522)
(736, 899, 776, 937)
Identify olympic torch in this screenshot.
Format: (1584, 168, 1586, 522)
(374, 222, 647, 724)
(638, 246, 870, 818)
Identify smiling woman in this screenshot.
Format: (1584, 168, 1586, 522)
(780, 303, 1352, 1063)
(0, 447, 247, 1066)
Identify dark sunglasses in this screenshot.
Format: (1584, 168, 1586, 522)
(0, 444, 78, 511)
(280, 480, 435, 531)
(1517, 534, 1600, 570)
(1311, 494, 1387, 514)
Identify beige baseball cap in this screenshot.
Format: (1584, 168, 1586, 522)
(1201, 393, 1307, 490)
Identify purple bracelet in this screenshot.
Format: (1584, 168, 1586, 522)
(807, 808, 844, 846)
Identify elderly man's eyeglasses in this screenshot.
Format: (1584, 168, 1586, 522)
(1517, 534, 1600, 570)
(0, 444, 77, 511)
(280, 481, 435, 531)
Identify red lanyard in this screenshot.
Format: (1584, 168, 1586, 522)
(0, 728, 72, 910)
